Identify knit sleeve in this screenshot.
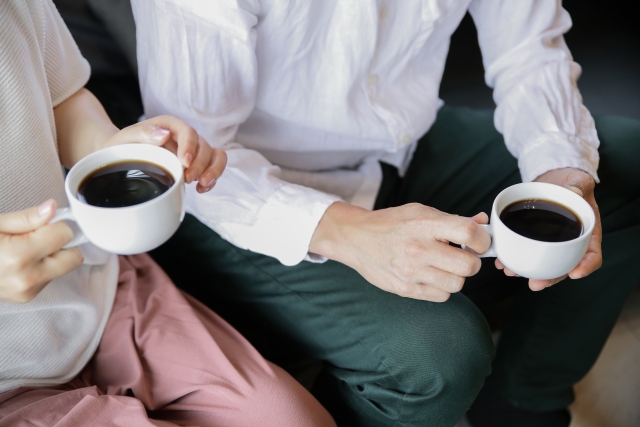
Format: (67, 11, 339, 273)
(42, 0, 91, 107)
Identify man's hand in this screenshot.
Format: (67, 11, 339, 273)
(310, 202, 491, 302)
(0, 200, 84, 303)
(103, 116, 227, 193)
(495, 167, 603, 291)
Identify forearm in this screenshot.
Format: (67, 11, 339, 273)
(54, 88, 119, 168)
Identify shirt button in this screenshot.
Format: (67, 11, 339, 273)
(400, 133, 412, 144)
(367, 74, 379, 86)
(380, 6, 388, 20)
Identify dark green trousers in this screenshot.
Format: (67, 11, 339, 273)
(150, 107, 640, 427)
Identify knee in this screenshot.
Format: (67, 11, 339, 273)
(363, 294, 494, 423)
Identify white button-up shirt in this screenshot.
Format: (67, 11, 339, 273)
(132, 0, 600, 266)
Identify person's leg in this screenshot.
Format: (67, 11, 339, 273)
(0, 254, 332, 427)
(387, 107, 640, 415)
(0, 386, 170, 427)
(150, 215, 494, 427)
(84, 254, 335, 427)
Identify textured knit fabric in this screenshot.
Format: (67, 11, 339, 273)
(0, 0, 118, 393)
(0, 254, 335, 427)
(149, 107, 640, 427)
(132, 0, 600, 266)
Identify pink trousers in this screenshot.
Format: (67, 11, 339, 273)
(0, 254, 335, 427)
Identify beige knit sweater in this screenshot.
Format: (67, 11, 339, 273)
(0, 0, 118, 393)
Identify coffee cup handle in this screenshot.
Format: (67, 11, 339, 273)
(462, 224, 496, 258)
(50, 207, 90, 248)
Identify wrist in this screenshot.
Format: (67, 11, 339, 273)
(309, 202, 369, 266)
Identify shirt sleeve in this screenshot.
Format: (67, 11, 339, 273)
(132, 0, 340, 266)
(468, 0, 599, 183)
(42, 0, 91, 107)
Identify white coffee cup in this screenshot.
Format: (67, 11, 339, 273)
(52, 144, 185, 255)
(469, 182, 596, 280)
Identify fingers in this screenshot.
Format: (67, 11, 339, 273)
(564, 172, 595, 196)
(0, 221, 75, 276)
(26, 221, 75, 260)
(410, 283, 452, 302)
(0, 200, 56, 234)
(195, 145, 227, 193)
(433, 215, 491, 255)
(529, 275, 567, 292)
(143, 116, 199, 168)
(184, 139, 207, 183)
(418, 266, 466, 294)
(470, 212, 489, 225)
(105, 116, 227, 192)
(4, 248, 84, 303)
(392, 279, 452, 302)
(108, 117, 198, 169)
(34, 247, 85, 287)
(426, 243, 482, 278)
(568, 250, 603, 279)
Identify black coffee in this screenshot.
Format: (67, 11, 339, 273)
(499, 199, 582, 242)
(78, 161, 175, 208)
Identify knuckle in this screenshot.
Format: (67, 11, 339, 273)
(394, 281, 413, 297)
(69, 248, 84, 266)
(460, 220, 477, 241)
(3, 252, 30, 272)
(13, 274, 37, 295)
(450, 276, 465, 293)
(403, 240, 422, 258)
(397, 263, 416, 280)
(459, 255, 480, 277)
(431, 292, 451, 303)
(51, 222, 74, 245)
(403, 203, 429, 218)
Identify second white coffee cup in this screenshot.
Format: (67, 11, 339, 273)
(52, 144, 185, 255)
(470, 182, 596, 280)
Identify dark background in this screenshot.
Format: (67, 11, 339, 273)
(53, 0, 640, 129)
(441, 0, 640, 119)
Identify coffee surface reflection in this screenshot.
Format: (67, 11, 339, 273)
(499, 198, 583, 242)
(78, 161, 175, 208)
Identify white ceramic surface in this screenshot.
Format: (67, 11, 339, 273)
(52, 144, 185, 255)
(476, 182, 595, 280)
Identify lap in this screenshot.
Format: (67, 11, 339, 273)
(150, 216, 494, 420)
(0, 254, 333, 427)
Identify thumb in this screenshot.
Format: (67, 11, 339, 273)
(564, 185, 583, 197)
(106, 124, 171, 148)
(0, 199, 56, 234)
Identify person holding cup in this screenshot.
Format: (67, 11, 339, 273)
(0, 2, 336, 426)
(132, 1, 640, 426)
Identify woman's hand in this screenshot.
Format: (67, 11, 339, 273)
(0, 200, 84, 303)
(54, 89, 226, 193)
(103, 116, 227, 193)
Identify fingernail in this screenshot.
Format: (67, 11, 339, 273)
(38, 200, 53, 217)
(151, 128, 170, 141)
(185, 171, 193, 183)
(183, 152, 193, 168)
(202, 172, 215, 187)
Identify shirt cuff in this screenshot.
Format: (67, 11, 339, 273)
(195, 183, 341, 267)
(517, 134, 600, 183)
